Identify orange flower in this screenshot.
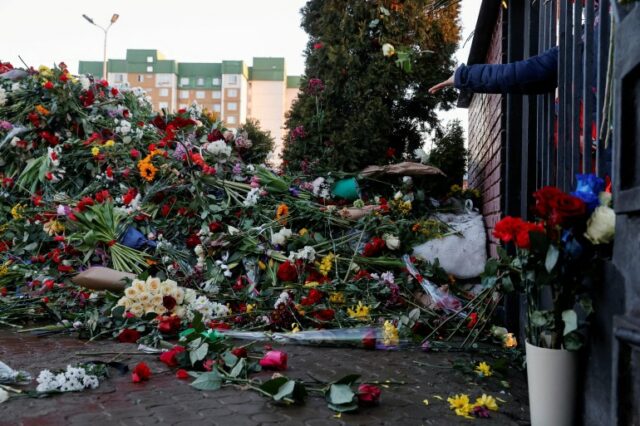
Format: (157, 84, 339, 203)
(276, 203, 289, 224)
(138, 160, 157, 182)
(35, 105, 50, 116)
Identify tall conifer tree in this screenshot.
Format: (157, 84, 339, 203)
(282, 0, 460, 172)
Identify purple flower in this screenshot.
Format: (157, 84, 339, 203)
(232, 163, 242, 175)
(472, 405, 491, 418)
(290, 125, 306, 141)
(0, 121, 13, 131)
(307, 78, 325, 95)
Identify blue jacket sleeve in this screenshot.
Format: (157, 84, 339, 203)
(454, 47, 558, 94)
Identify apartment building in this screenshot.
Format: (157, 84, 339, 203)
(79, 49, 300, 158)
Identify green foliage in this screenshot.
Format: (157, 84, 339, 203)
(282, 0, 460, 172)
(426, 119, 467, 195)
(237, 118, 275, 164)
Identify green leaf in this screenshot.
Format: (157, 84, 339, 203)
(562, 310, 578, 336)
(500, 275, 514, 292)
(531, 310, 552, 327)
(189, 342, 209, 365)
(221, 351, 239, 368)
(564, 331, 584, 351)
(334, 374, 361, 386)
(190, 371, 222, 391)
(327, 402, 359, 413)
(545, 245, 560, 273)
(260, 377, 289, 395)
(229, 358, 246, 378)
(273, 380, 296, 401)
(328, 384, 355, 405)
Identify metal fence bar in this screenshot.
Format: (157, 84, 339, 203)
(558, 0, 568, 189)
(547, 0, 557, 187)
(571, 0, 583, 186)
(583, 0, 595, 175)
(537, 0, 548, 187)
(596, 0, 611, 176)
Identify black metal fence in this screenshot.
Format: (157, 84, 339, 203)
(502, 0, 614, 220)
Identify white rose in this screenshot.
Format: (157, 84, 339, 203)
(129, 303, 144, 317)
(160, 282, 174, 296)
(382, 43, 396, 57)
(145, 277, 161, 293)
(184, 289, 197, 304)
(132, 279, 146, 293)
(383, 233, 400, 250)
(137, 292, 150, 304)
(585, 205, 615, 244)
(150, 294, 163, 308)
(124, 287, 138, 299)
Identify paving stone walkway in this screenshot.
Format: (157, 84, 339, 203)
(0, 330, 529, 425)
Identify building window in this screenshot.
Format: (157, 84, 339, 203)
(212, 91, 221, 99)
(226, 116, 237, 124)
(226, 75, 238, 85)
(179, 103, 188, 109)
(112, 73, 125, 83)
(196, 91, 205, 99)
(137, 75, 144, 83)
(227, 102, 238, 111)
(227, 89, 238, 98)
(156, 74, 172, 87)
(196, 77, 205, 86)
(159, 102, 168, 110)
(213, 78, 220, 85)
(180, 77, 189, 86)
(213, 104, 221, 112)
(146, 66, 153, 72)
(179, 90, 189, 99)
(160, 88, 169, 97)
(147, 56, 154, 63)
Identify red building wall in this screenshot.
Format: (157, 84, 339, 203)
(466, 10, 504, 258)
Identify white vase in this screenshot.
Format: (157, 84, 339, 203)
(525, 340, 578, 426)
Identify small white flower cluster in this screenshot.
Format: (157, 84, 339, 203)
(115, 119, 132, 135)
(271, 228, 293, 246)
(215, 253, 233, 278)
(206, 140, 232, 158)
(0, 87, 6, 106)
(79, 76, 91, 91)
(36, 365, 99, 393)
(274, 290, 291, 309)
(115, 276, 196, 318)
(288, 245, 316, 262)
(311, 177, 331, 199)
(186, 295, 230, 322)
(243, 187, 261, 207)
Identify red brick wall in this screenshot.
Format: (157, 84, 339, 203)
(467, 10, 504, 258)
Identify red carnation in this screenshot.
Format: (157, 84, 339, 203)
(43, 81, 54, 90)
(362, 237, 386, 257)
(277, 261, 298, 282)
(130, 148, 140, 158)
(117, 328, 141, 343)
(157, 315, 181, 334)
(131, 362, 151, 383)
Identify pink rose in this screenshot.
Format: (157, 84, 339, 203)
(357, 384, 381, 406)
(259, 350, 287, 370)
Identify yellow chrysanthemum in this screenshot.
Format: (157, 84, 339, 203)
(329, 292, 345, 304)
(382, 320, 399, 347)
(10, 204, 24, 220)
(475, 361, 493, 377)
(475, 394, 499, 411)
(0, 263, 9, 277)
(91, 146, 100, 156)
(447, 394, 473, 418)
(246, 303, 256, 314)
(317, 252, 335, 276)
(347, 301, 370, 320)
(298, 228, 308, 237)
(104, 139, 115, 147)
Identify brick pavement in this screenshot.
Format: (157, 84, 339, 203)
(0, 331, 529, 425)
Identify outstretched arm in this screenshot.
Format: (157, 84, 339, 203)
(429, 47, 559, 95)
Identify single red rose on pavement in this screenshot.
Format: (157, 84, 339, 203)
(259, 350, 287, 370)
(159, 345, 186, 367)
(357, 384, 381, 406)
(131, 362, 151, 383)
(117, 328, 141, 343)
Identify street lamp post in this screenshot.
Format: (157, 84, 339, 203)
(82, 13, 119, 81)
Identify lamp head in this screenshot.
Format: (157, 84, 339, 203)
(111, 14, 119, 24)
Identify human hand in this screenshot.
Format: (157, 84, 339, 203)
(428, 73, 454, 94)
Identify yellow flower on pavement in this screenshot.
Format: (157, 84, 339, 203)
(475, 394, 499, 411)
(246, 303, 256, 314)
(475, 361, 492, 377)
(447, 394, 473, 418)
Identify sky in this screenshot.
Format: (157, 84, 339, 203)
(1, 0, 480, 144)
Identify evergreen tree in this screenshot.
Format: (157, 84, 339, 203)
(427, 119, 467, 195)
(282, 0, 460, 172)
